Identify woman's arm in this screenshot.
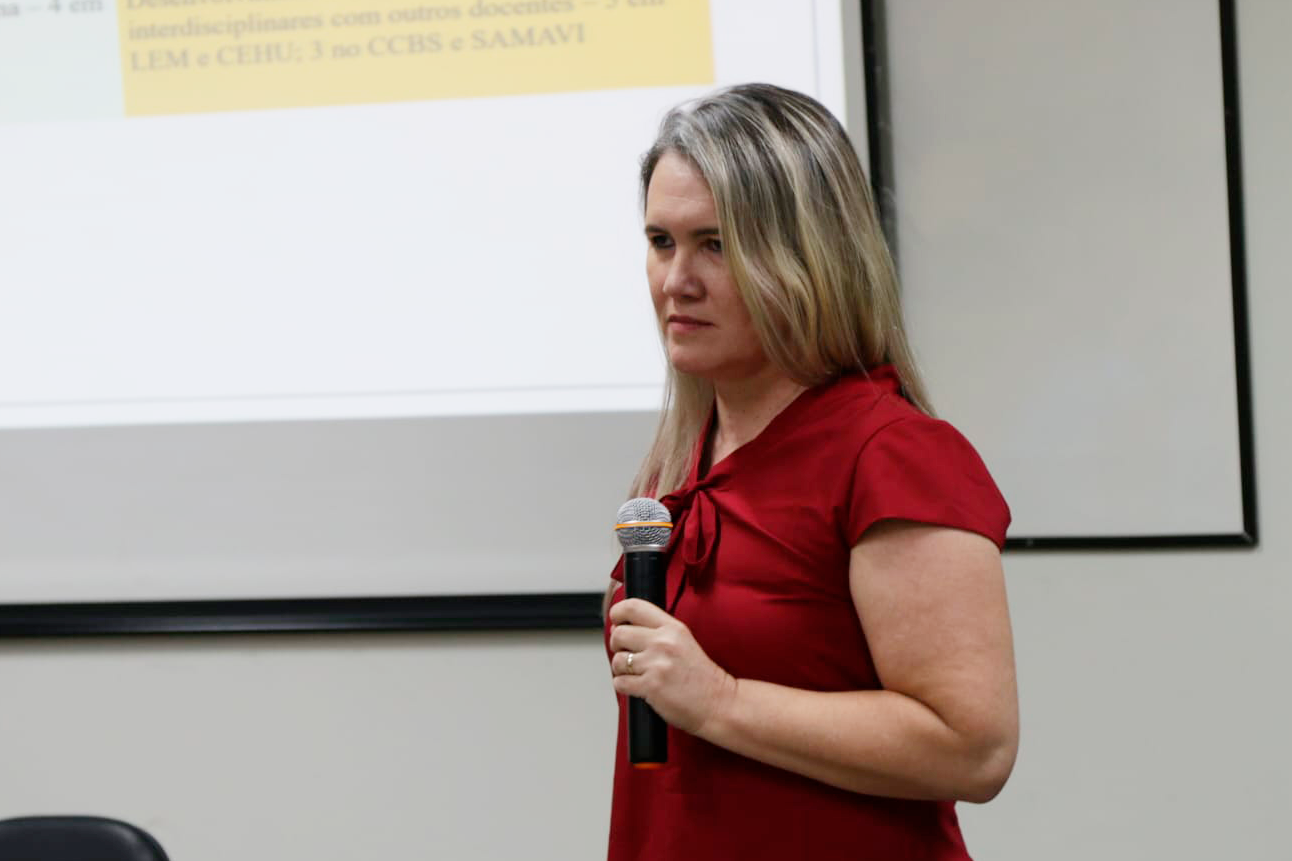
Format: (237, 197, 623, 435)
(607, 521, 1018, 802)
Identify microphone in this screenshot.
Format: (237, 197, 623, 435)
(614, 497, 673, 768)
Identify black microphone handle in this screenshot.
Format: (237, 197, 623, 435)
(623, 549, 668, 767)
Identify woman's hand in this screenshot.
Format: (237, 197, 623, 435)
(608, 598, 737, 736)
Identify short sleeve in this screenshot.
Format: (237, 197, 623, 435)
(845, 415, 1011, 548)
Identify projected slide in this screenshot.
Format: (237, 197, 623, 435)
(0, 1, 854, 429)
(2, 0, 712, 118)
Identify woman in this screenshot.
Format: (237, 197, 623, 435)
(604, 84, 1018, 859)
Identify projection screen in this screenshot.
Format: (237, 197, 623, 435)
(0, 0, 872, 631)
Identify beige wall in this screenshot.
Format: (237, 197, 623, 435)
(2, 2, 1287, 858)
(963, 2, 1292, 854)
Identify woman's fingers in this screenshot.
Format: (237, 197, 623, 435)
(608, 622, 652, 655)
(612, 664, 647, 696)
(608, 598, 672, 679)
(608, 597, 672, 627)
(611, 649, 646, 678)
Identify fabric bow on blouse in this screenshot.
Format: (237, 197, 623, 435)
(659, 472, 726, 612)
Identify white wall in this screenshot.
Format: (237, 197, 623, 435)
(2, 1, 1288, 858)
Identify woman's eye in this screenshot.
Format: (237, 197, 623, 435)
(648, 234, 673, 249)
(706, 238, 723, 253)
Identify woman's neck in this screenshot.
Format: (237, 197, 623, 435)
(709, 367, 807, 465)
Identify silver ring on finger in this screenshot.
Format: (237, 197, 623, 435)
(626, 652, 635, 674)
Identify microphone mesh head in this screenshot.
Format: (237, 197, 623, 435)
(615, 497, 672, 548)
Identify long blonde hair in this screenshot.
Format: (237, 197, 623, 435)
(632, 83, 931, 498)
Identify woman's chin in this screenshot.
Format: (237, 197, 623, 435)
(666, 346, 773, 383)
(667, 352, 716, 380)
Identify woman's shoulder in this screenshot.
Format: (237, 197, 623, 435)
(798, 368, 1011, 548)
(799, 366, 933, 443)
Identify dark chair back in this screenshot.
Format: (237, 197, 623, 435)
(0, 816, 170, 861)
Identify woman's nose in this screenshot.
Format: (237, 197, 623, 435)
(661, 251, 703, 299)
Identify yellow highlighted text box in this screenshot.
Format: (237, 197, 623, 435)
(117, 0, 714, 116)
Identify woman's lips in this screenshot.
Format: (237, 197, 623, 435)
(667, 315, 712, 332)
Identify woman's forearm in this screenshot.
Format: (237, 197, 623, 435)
(696, 676, 1017, 803)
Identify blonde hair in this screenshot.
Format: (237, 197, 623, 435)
(632, 83, 932, 498)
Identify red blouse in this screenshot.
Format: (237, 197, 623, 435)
(605, 367, 1010, 860)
